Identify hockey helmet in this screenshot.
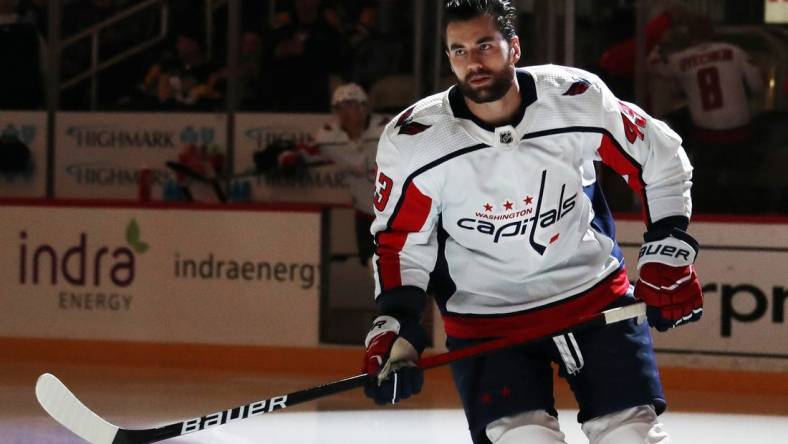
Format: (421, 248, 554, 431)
(332, 83, 368, 106)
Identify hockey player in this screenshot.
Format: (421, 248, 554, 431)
(361, 1, 702, 443)
(648, 27, 763, 139)
(648, 23, 764, 212)
(316, 83, 388, 265)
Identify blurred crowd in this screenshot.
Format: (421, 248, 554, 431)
(1, 0, 787, 214)
(0, 0, 411, 112)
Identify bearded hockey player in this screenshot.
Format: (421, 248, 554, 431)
(361, 1, 703, 443)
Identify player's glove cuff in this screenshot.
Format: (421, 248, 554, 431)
(365, 314, 428, 355)
(638, 227, 699, 270)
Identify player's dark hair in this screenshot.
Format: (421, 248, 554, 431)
(444, 0, 517, 42)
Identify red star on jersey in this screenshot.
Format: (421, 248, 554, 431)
(503, 200, 513, 210)
(484, 203, 493, 212)
(500, 386, 511, 398)
(523, 196, 533, 205)
(481, 393, 493, 405)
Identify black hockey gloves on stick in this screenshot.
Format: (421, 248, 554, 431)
(36, 303, 645, 444)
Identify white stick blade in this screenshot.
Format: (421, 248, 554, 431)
(36, 373, 119, 444)
(603, 302, 647, 325)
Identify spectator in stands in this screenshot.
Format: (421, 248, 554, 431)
(140, 29, 223, 110)
(0, 0, 44, 109)
(237, 30, 264, 107)
(314, 83, 388, 266)
(649, 21, 765, 212)
(347, 1, 400, 91)
(321, 0, 349, 36)
(211, 29, 265, 108)
(261, 0, 348, 112)
(595, 6, 674, 101)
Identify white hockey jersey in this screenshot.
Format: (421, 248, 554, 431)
(315, 114, 388, 215)
(649, 42, 763, 130)
(371, 66, 693, 339)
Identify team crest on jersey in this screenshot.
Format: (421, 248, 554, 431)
(455, 170, 577, 255)
(395, 106, 432, 136)
(562, 79, 591, 96)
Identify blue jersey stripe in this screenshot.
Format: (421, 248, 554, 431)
(584, 181, 625, 264)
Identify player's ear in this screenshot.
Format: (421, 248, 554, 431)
(509, 36, 521, 65)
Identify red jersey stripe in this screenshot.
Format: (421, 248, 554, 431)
(597, 133, 649, 223)
(442, 268, 631, 339)
(377, 182, 433, 290)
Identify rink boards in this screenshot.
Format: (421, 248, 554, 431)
(0, 203, 786, 373)
(0, 202, 321, 348)
(617, 217, 788, 372)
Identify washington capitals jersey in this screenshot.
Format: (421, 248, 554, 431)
(315, 114, 388, 215)
(371, 65, 693, 339)
(649, 42, 763, 130)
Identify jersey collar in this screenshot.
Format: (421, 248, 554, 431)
(448, 69, 537, 133)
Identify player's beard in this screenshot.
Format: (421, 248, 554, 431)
(457, 63, 515, 104)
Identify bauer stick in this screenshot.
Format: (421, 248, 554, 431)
(36, 302, 645, 444)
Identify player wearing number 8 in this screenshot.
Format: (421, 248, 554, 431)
(648, 22, 764, 211)
(648, 23, 763, 133)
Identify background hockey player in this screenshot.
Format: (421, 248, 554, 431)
(315, 83, 388, 266)
(361, 1, 703, 443)
(648, 20, 764, 212)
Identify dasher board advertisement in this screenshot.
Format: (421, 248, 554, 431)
(55, 112, 227, 200)
(0, 204, 320, 347)
(235, 113, 353, 205)
(617, 219, 788, 372)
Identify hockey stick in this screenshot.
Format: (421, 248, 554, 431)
(164, 161, 226, 203)
(164, 160, 334, 203)
(36, 302, 645, 444)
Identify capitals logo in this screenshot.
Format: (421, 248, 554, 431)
(455, 170, 577, 255)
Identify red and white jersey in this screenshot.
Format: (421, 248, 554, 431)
(649, 42, 763, 130)
(372, 66, 693, 339)
(315, 114, 388, 215)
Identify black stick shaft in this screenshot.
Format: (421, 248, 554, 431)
(114, 375, 369, 443)
(110, 303, 643, 444)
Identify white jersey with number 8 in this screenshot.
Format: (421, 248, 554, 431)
(650, 42, 763, 130)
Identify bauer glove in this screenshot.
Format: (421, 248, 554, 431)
(362, 315, 427, 405)
(634, 225, 703, 332)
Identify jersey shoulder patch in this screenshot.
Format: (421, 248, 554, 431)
(525, 65, 603, 100)
(386, 92, 446, 137)
(395, 106, 432, 135)
(562, 78, 592, 96)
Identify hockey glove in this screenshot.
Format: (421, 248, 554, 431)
(634, 226, 703, 332)
(362, 315, 426, 405)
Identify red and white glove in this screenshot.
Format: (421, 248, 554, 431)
(634, 228, 703, 332)
(362, 315, 424, 405)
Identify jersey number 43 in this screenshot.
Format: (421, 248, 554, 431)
(374, 171, 393, 211)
